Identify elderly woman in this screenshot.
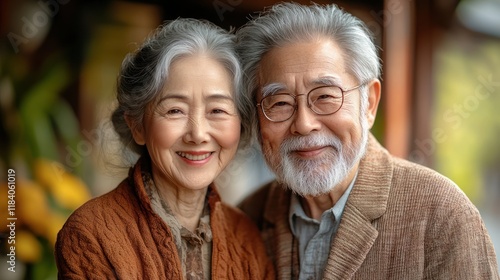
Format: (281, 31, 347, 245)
(55, 18, 274, 279)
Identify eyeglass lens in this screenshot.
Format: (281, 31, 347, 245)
(261, 86, 343, 122)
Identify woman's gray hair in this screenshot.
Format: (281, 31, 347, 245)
(236, 2, 381, 134)
(112, 18, 251, 156)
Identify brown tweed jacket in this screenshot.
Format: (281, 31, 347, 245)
(240, 134, 499, 279)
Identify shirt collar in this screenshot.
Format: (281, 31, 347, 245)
(289, 171, 358, 234)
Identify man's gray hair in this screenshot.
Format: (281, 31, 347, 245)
(112, 18, 252, 156)
(236, 2, 381, 136)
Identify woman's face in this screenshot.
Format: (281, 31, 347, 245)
(131, 54, 241, 191)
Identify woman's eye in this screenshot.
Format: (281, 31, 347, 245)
(166, 109, 183, 115)
(211, 108, 227, 114)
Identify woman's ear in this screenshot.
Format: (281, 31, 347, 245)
(365, 79, 381, 128)
(124, 114, 146, 145)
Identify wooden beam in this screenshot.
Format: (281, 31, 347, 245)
(410, 0, 434, 166)
(382, 0, 414, 158)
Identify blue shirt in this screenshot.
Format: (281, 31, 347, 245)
(289, 175, 356, 279)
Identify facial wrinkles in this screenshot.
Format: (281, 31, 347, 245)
(185, 107, 230, 171)
(258, 39, 368, 195)
(261, 107, 369, 196)
(149, 127, 182, 187)
(266, 67, 344, 94)
(146, 132, 184, 189)
(186, 106, 207, 133)
(138, 54, 243, 199)
(259, 65, 351, 109)
(148, 103, 207, 188)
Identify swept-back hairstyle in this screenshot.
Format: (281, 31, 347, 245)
(112, 18, 251, 156)
(236, 2, 381, 133)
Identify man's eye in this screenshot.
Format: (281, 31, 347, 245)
(274, 101, 291, 107)
(269, 101, 294, 109)
(318, 94, 335, 100)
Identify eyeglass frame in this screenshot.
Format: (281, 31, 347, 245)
(256, 81, 368, 122)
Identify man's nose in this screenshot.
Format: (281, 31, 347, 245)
(290, 100, 321, 135)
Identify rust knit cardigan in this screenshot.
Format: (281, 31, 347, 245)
(55, 158, 275, 279)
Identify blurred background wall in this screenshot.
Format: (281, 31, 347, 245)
(0, 0, 499, 278)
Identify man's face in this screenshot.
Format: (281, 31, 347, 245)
(256, 38, 378, 196)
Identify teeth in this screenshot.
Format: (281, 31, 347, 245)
(177, 152, 212, 161)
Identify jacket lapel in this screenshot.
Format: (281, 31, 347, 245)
(322, 205, 379, 279)
(323, 134, 393, 279)
(262, 183, 299, 279)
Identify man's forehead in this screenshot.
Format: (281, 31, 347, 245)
(256, 39, 347, 88)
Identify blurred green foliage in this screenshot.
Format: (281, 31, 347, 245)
(0, 2, 108, 279)
(0, 54, 86, 279)
(434, 37, 500, 203)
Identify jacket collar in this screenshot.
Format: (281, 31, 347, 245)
(347, 133, 393, 221)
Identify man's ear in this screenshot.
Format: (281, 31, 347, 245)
(124, 114, 146, 145)
(365, 79, 381, 128)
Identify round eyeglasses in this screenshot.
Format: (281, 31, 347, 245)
(257, 83, 366, 122)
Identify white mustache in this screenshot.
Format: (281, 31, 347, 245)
(280, 133, 343, 156)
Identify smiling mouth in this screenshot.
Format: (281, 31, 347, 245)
(295, 146, 324, 152)
(292, 146, 330, 158)
(176, 152, 213, 161)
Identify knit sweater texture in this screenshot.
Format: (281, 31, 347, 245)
(55, 158, 275, 279)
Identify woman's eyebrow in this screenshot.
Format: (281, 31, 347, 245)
(156, 93, 235, 105)
(205, 93, 234, 102)
(156, 94, 188, 105)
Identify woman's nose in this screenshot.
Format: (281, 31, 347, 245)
(183, 113, 211, 144)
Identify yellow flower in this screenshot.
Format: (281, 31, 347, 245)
(16, 230, 42, 263)
(33, 158, 62, 188)
(45, 213, 67, 247)
(34, 158, 91, 210)
(17, 179, 51, 235)
(51, 173, 91, 210)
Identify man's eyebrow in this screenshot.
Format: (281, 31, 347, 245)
(261, 82, 288, 98)
(311, 76, 342, 87)
(260, 76, 343, 98)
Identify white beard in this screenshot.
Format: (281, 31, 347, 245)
(263, 120, 369, 197)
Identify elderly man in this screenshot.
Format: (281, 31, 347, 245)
(237, 2, 499, 279)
